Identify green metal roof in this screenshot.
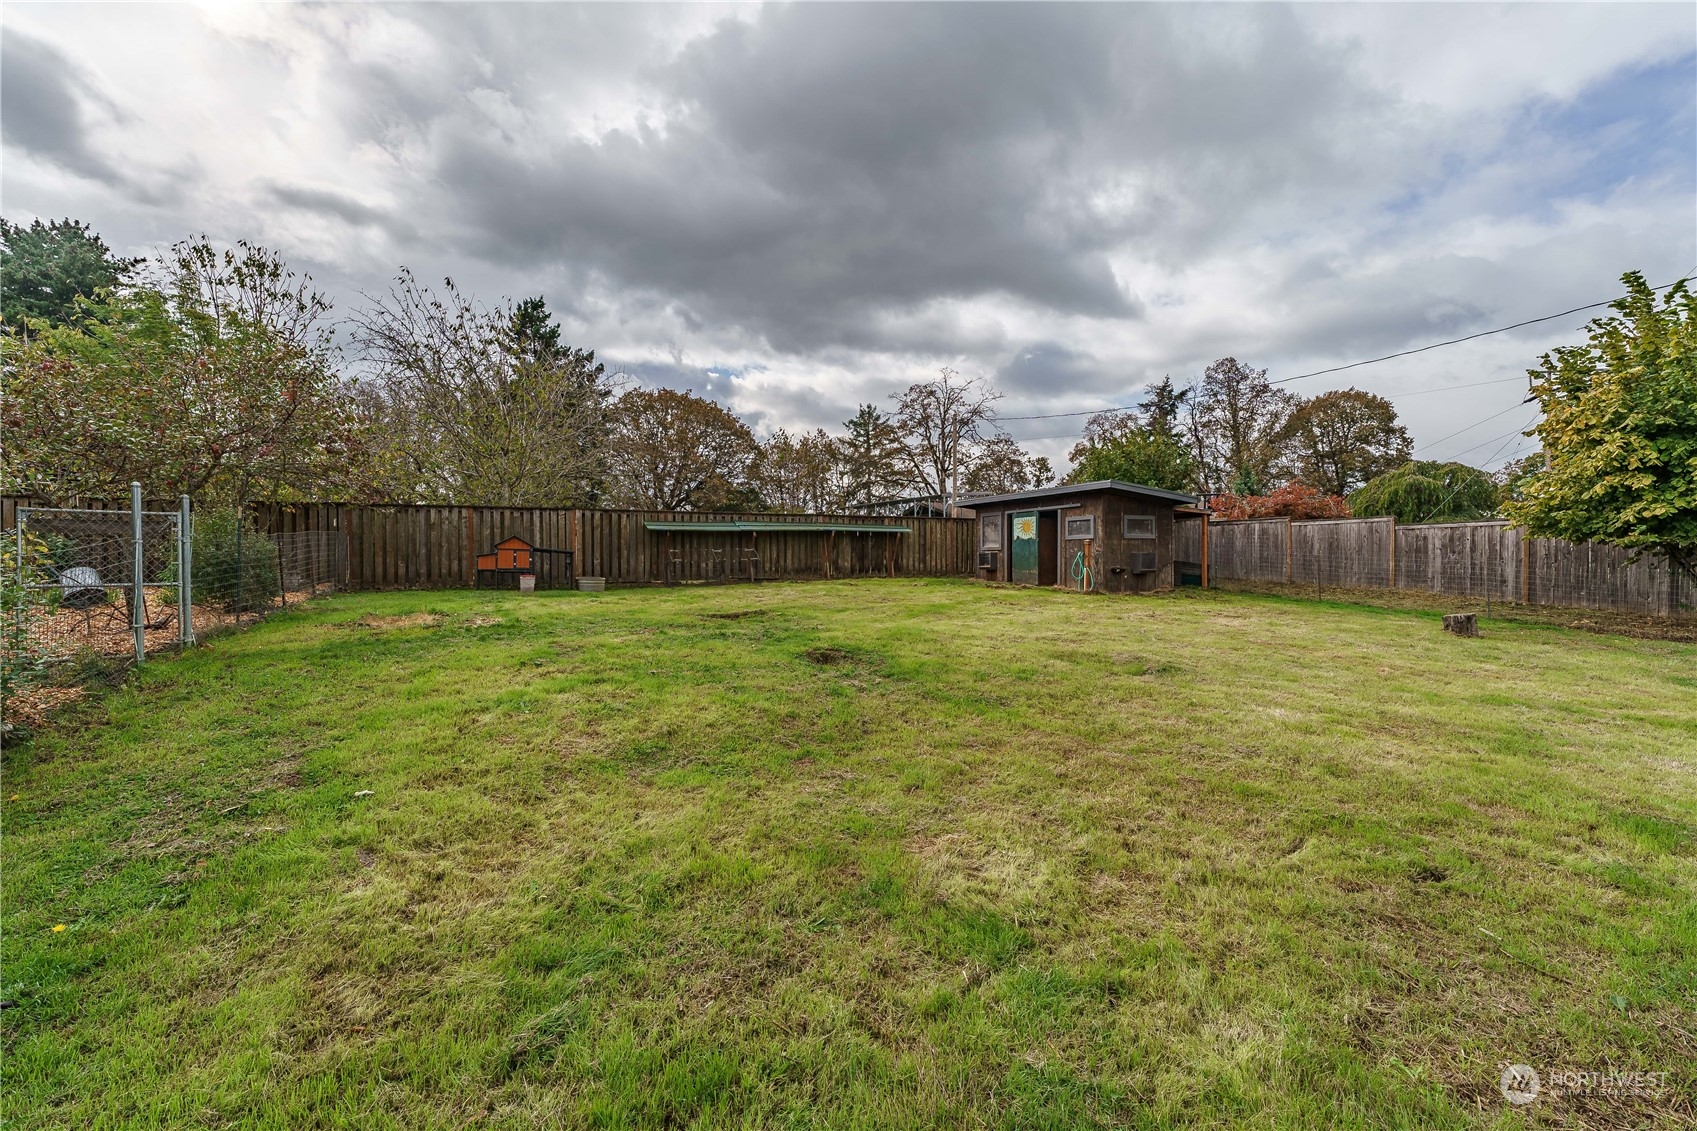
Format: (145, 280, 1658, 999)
(643, 520, 911, 534)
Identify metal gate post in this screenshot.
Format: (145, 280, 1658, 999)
(131, 481, 145, 664)
(179, 495, 194, 645)
(13, 510, 26, 670)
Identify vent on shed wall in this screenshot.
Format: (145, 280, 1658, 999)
(1130, 552, 1157, 573)
(978, 550, 999, 570)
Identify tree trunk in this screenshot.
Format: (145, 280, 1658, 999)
(1442, 613, 1479, 637)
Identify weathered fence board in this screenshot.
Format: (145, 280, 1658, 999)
(1396, 521, 1521, 604)
(236, 503, 972, 590)
(1205, 519, 1290, 582)
(1200, 515, 1690, 619)
(1293, 516, 1393, 588)
(6, 495, 1685, 616)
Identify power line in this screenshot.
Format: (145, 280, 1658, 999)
(995, 373, 1529, 428)
(1440, 410, 1541, 464)
(992, 268, 1691, 442)
(1387, 375, 1525, 397)
(1269, 268, 1694, 386)
(995, 271, 1693, 421)
(1412, 399, 1531, 456)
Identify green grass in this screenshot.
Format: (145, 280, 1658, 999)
(3, 580, 1694, 1129)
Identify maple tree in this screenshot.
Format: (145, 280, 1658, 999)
(1503, 271, 1696, 580)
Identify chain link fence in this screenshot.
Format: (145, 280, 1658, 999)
(3, 487, 348, 731)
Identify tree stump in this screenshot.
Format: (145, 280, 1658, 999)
(1442, 613, 1479, 637)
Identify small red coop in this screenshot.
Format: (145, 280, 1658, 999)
(474, 535, 574, 589)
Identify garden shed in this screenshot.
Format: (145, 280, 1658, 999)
(965, 480, 1203, 594)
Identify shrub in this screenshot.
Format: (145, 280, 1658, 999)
(1349, 461, 1499, 524)
(189, 509, 279, 612)
(1, 528, 55, 706)
(1209, 482, 1351, 521)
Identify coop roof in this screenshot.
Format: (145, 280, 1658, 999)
(642, 521, 911, 534)
(966, 480, 1200, 508)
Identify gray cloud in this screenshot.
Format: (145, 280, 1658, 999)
(268, 183, 419, 243)
(0, 3, 1691, 468)
(0, 29, 124, 186)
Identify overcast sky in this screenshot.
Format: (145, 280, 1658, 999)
(3, 2, 1693, 470)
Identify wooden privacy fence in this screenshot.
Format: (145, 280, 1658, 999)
(246, 503, 974, 590)
(1204, 516, 1692, 619)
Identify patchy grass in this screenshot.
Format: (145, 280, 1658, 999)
(2, 579, 1694, 1129)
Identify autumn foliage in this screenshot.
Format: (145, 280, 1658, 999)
(1207, 482, 1351, 521)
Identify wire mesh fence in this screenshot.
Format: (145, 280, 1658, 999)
(11, 502, 188, 666)
(3, 491, 348, 730)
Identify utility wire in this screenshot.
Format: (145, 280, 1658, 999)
(992, 269, 1694, 423)
(1411, 399, 1531, 456)
(994, 374, 1525, 428)
(1268, 269, 1694, 386)
(1438, 411, 1541, 464)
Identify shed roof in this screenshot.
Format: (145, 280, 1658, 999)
(966, 480, 1200, 508)
(642, 521, 911, 534)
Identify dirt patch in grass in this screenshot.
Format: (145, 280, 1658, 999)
(701, 610, 766, 620)
(354, 612, 445, 630)
(803, 646, 853, 665)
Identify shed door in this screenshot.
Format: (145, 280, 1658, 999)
(1010, 510, 1039, 584)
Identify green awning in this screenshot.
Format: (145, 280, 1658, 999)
(643, 521, 911, 534)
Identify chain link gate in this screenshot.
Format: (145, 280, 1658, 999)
(14, 484, 193, 666)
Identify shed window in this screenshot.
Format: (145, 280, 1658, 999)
(979, 513, 1002, 550)
(1064, 515, 1095, 540)
(1123, 515, 1156, 539)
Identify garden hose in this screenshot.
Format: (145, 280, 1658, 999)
(1070, 545, 1096, 592)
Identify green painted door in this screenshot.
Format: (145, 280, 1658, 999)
(1010, 510, 1039, 584)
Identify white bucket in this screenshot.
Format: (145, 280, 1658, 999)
(518, 573, 536, 593)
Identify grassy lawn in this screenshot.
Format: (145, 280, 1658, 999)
(3, 579, 1694, 1129)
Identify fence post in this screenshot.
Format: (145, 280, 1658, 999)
(131, 481, 145, 664)
(179, 495, 194, 645)
(13, 511, 26, 676)
(235, 508, 244, 625)
(1200, 514, 1210, 589)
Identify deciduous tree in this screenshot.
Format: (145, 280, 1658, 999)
(757, 428, 844, 513)
(891, 368, 999, 512)
(1503, 272, 1696, 580)
(353, 277, 612, 506)
(1, 238, 354, 504)
(1186, 358, 1297, 495)
(1064, 408, 1194, 491)
(963, 433, 1052, 494)
(604, 388, 759, 511)
(1349, 460, 1498, 524)
(1278, 388, 1412, 496)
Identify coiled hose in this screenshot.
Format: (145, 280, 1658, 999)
(1070, 547, 1096, 592)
